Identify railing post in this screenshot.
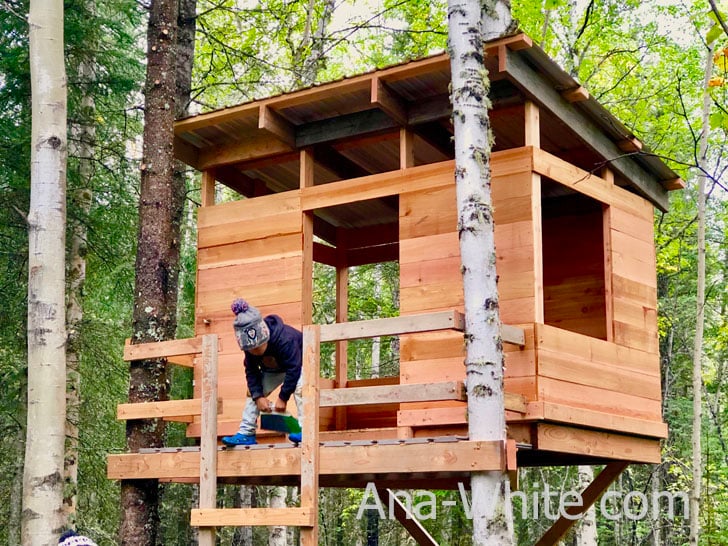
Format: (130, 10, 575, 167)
(198, 334, 218, 546)
(300, 325, 321, 545)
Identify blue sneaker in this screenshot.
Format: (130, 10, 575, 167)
(288, 432, 302, 444)
(222, 433, 257, 446)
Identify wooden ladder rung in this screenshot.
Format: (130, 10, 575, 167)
(190, 508, 316, 528)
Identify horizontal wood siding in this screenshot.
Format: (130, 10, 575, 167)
(608, 202, 659, 354)
(193, 192, 304, 433)
(398, 155, 538, 427)
(535, 324, 663, 424)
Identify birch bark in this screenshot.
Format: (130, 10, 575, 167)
(447, 0, 514, 543)
(23, 0, 68, 543)
(689, 42, 714, 546)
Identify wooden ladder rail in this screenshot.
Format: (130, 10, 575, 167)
(188, 311, 525, 544)
(191, 331, 319, 544)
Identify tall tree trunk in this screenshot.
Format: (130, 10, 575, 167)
(22, 0, 68, 544)
(119, 0, 183, 543)
(689, 42, 714, 546)
(447, 1, 514, 543)
(269, 486, 288, 546)
(650, 464, 662, 546)
(64, 56, 95, 527)
(232, 486, 254, 545)
(10, 380, 28, 545)
(292, 0, 336, 88)
(574, 466, 597, 545)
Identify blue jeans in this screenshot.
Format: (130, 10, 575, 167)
(238, 372, 304, 435)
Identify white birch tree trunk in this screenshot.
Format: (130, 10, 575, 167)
(447, 1, 514, 543)
(23, 0, 68, 543)
(574, 466, 597, 545)
(269, 486, 288, 546)
(689, 42, 714, 546)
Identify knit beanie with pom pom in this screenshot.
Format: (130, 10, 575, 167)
(231, 298, 270, 351)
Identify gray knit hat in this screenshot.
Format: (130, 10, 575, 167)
(231, 298, 270, 351)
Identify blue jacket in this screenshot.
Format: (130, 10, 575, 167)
(243, 315, 302, 402)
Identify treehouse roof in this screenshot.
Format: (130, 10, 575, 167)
(174, 33, 682, 233)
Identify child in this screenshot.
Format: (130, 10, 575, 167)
(222, 298, 303, 446)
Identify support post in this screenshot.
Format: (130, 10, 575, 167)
(200, 170, 216, 207)
(535, 461, 629, 546)
(300, 325, 321, 545)
(198, 334, 219, 546)
(335, 232, 349, 429)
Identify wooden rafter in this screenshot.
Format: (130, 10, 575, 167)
(500, 48, 669, 210)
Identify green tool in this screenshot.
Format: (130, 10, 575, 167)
(260, 412, 301, 434)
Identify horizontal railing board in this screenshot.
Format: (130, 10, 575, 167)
(318, 310, 525, 347)
(117, 399, 222, 421)
(191, 508, 315, 528)
(123, 336, 221, 363)
(320, 382, 465, 407)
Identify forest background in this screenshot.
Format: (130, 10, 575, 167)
(1, 0, 728, 544)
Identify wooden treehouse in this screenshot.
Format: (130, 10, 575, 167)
(108, 33, 683, 544)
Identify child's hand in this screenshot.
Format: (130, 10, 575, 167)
(256, 398, 273, 412)
(274, 398, 287, 413)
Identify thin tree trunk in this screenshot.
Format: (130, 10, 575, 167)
(119, 0, 183, 543)
(23, 0, 68, 543)
(269, 486, 288, 546)
(689, 42, 714, 546)
(574, 466, 597, 545)
(650, 464, 662, 546)
(64, 55, 95, 527)
(10, 380, 28, 545)
(232, 486, 254, 545)
(447, 0, 514, 543)
(292, 0, 336, 88)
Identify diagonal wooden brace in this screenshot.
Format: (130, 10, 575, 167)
(535, 461, 629, 546)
